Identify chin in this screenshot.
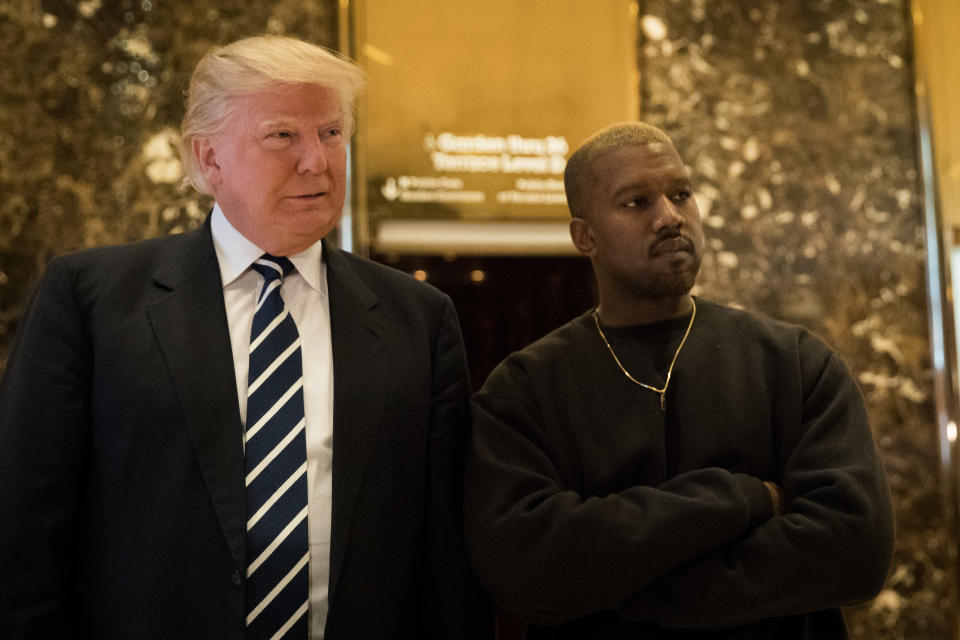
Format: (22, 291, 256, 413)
(299, 223, 341, 249)
(293, 209, 341, 235)
(644, 272, 697, 298)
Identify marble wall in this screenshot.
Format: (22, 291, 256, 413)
(638, 0, 952, 637)
(0, 0, 954, 637)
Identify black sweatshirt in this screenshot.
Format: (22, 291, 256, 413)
(465, 298, 894, 639)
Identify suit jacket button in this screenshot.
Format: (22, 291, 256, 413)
(232, 570, 242, 586)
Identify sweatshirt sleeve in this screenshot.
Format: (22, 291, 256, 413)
(620, 331, 895, 629)
(464, 355, 775, 624)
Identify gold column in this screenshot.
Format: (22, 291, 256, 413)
(913, 0, 960, 634)
(912, 0, 960, 226)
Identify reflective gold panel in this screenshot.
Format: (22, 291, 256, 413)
(350, 0, 638, 254)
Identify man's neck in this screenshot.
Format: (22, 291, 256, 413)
(595, 293, 694, 327)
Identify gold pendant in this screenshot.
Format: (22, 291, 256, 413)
(593, 298, 696, 414)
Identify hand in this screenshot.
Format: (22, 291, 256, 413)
(764, 481, 786, 516)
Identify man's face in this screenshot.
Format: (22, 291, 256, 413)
(197, 83, 347, 256)
(570, 141, 704, 301)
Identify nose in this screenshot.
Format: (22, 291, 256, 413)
(297, 137, 330, 174)
(651, 195, 684, 231)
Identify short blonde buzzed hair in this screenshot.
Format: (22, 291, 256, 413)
(563, 122, 676, 219)
(179, 35, 365, 194)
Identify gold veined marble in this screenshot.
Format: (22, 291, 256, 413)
(640, 0, 949, 636)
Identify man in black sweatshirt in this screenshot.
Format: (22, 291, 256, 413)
(464, 122, 894, 639)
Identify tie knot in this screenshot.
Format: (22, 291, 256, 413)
(251, 254, 296, 284)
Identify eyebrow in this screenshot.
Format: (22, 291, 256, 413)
(256, 116, 344, 131)
(258, 118, 293, 129)
(612, 176, 691, 199)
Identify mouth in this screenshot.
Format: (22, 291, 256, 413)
(290, 191, 328, 199)
(651, 235, 693, 257)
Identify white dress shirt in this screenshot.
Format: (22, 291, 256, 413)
(211, 204, 333, 638)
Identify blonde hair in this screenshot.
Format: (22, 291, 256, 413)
(179, 35, 365, 194)
(564, 122, 675, 218)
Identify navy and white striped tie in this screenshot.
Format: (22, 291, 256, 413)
(245, 255, 309, 639)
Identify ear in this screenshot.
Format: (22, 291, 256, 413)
(569, 216, 595, 256)
(193, 136, 222, 187)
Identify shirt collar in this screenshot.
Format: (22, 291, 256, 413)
(210, 203, 327, 295)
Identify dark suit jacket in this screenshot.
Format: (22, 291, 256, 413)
(0, 218, 492, 639)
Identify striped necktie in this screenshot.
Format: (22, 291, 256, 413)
(244, 254, 309, 639)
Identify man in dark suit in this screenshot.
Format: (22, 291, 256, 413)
(0, 35, 491, 639)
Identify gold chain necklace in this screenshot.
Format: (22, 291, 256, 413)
(592, 298, 696, 411)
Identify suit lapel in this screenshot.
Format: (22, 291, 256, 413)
(324, 242, 391, 598)
(144, 231, 393, 596)
(146, 219, 247, 571)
